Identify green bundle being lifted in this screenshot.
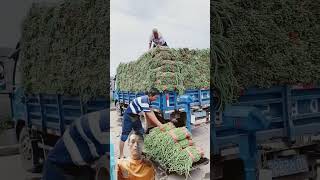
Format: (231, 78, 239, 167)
(144, 123, 204, 177)
(178, 139, 193, 149)
(116, 47, 210, 94)
(20, 0, 109, 101)
(167, 127, 191, 142)
(212, 0, 320, 110)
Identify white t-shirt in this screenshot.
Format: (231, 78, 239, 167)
(149, 32, 166, 45)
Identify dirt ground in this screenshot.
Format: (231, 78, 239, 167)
(110, 109, 210, 180)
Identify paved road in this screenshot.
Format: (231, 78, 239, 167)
(0, 154, 41, 180)
(110, 110, 210, 180)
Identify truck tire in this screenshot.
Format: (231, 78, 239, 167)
(19, 127, 39, 172)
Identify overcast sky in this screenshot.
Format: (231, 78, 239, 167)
(0, 0, 61, 49)
(110, 0, 210, 76)
(0, 0, 31, 48)
(1, 0, 210, 76)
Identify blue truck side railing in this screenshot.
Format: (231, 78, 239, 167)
(212, 85, 320, 180)
(115, 89, 210, 110)
(25, 94, 108, 136)
(23, 93, 116, 180)
(114, 89, 210, 131)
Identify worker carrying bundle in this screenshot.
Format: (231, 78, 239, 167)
(119, 88, 165, 159)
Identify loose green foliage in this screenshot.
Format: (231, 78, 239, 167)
(20, 0, 109, 101)
(211, 0, 320, 110)
(144, 124, 204, 177)
(178, 139, 193, 149)
(116, 47, 209, 94)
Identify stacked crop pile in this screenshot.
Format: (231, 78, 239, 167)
(212, 0, 320, 109)
(144, 122, 204, 176)
(20, 0, 109, 101)
(116, 47, 209, 94)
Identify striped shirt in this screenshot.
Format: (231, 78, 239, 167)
(47, 109, 109, 166)
(125, 95, 151, 115)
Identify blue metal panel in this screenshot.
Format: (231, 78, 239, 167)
(56, 95, 65, 134)
(12, 87, 27, 122)
(25, 96, 31, 128)
(185, 89, 200, 106)
(115, 89, 210, 132)
(200, 89, 210, 106)
(116, 89, 211, 111)
(25, 94, 108, 132)
(38, 94, 47, 132)
(213, 85, 320, 156)
(283, 86, 295, 142)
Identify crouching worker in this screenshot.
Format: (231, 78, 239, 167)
(117, 132, 156, 180)
(42, 109, 109, 180)
(119, 88, 164, 159)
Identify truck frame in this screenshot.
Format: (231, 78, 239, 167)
(0, 45, 112, 180)
(212, 85, 320, 180)
(113, 88, 210, 132)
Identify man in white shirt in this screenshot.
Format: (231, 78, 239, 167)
(148, 28, 168, 49)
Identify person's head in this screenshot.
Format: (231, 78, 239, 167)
(128, 132, 144, 159)
(152, 28, 159, 38)
(147, 87, 160, 102)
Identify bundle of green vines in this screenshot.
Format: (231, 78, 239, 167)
(116, 47, 210, 94)
(144, 122, 204, 177)
(212, 0, 320, 110)
(20, 0, 109, 101)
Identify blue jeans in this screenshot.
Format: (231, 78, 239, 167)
(120, 112, 144, 142)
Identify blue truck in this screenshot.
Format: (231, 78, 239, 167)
(212, 85, 320, 180)
(113, 83, 210, 132)
(0, 45, 113, 179)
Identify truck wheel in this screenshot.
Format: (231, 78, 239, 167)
(19, 127, 37, 172)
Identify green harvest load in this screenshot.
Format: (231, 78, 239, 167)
(20, 0, 109, 101)
(144, 122, 204, 176)
(116, 47, 210, 93)
(212, 0, 320, 110)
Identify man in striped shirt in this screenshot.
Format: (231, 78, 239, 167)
(119, 88, 164, 159)
(42, 109, 109, 180)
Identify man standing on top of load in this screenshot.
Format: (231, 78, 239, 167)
(148, 28, 168, 49)
(119, 88, 164, 159)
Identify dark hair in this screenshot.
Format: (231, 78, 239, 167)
(147, 87, 160, 97)
(129, 131, 144, 141)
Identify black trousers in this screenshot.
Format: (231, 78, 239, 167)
(153, 41, 168, 48)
